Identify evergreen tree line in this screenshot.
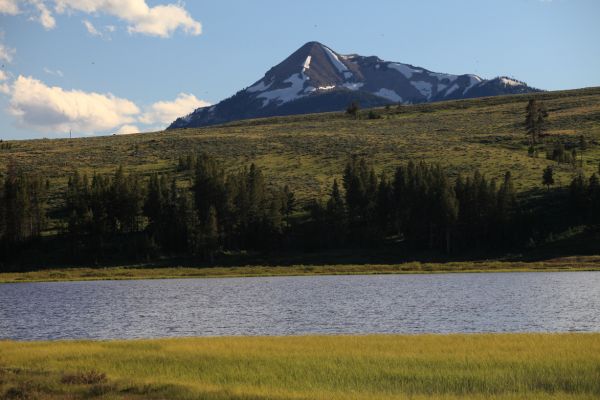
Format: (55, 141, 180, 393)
(308, 157, 521, 252)
(4, 153, 600, 266)
(0, 164, 47, 251)
(569, 168, 600, 228)
(62, 154, 295, 260)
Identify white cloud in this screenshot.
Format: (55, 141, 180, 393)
(43, 67, 63, 77)
(0, 70, 9, 95)
(0, 43, 15, 63)
(105, 25, 116, 33)
(0, 1, 54, 30)
(55, 0, 202, 38)
(115, 124, 139, 135)
(29, 0, 55, 29)
(0, 0, 19, 15)
(140, 93, 209, 125)
(82, 19, 101, 36)
(8, 75, 140, 134)
(3, 74, 207, 135)
(1, 1, 201, 37)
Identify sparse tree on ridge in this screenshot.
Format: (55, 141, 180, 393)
(525, 99, 548, 145)
(542, 166, 554, 190)
(346, 101, 360, 119)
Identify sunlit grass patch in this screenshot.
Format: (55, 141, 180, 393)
(1, 333, 599, 399)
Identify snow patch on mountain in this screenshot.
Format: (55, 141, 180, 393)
(257, 73, 307, 105)
(323, 45, 349, 73)
(302, 56, 312, 72)
(375, 88, 402, 103)
(445, 84, 459, 96)
(412, 81, 433, 99)
(388, 63, 421, 79)
(463, 75, 483, 94)
(499, 77, 523, 87)
(247, 80, 273, 93)
(343, 82, 364, 91)
(430, 72, 458, 82)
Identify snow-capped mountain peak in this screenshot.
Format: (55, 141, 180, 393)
(169, 41, 540, 129)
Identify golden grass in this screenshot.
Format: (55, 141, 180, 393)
(2, 256, 600, 283)
(1, 334, 599, 399)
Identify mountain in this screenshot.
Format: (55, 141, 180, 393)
(168, 41, 541, 129)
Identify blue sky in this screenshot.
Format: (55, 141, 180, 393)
(0, 0, 598, 140)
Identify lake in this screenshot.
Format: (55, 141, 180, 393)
(1, 271, 599, 341)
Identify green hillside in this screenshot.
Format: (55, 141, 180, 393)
(2, 87, 600, 216)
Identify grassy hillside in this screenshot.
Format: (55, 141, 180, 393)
(2, 87, 600, 216)
(1, 334, 599, 399)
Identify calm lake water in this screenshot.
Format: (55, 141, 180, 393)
(1, 272, 599, 341)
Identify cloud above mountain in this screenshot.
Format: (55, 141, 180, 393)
(0, 42, 15, 63)
(8, 75, 140, 134)
(0, 0, 19, 15)
(4, 75, 209, 135)
(0, 1, 201, 37)
(115, 124, 140, 135)
(55, 0, 202, 37)
(140, 93, 210, 125)
(0, 69, 9, 94)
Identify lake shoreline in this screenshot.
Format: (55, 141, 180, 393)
(2, 255, 600, 284)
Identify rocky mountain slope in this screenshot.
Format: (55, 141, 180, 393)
(169, 41, 540, 129)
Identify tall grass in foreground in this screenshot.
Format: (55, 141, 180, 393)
(1, 334, 599, 399)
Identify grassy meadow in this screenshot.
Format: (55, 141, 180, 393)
(1, 334, 599, 399)
(2, 87, 600, 216)
(1, 255, 600, 284)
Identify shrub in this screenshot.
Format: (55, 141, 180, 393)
(88, 383, 117, 397)
(60, 370, 107, 385)
(2, 383, 38, 400)
(367, 110, 381, 120)
(346, 102, 359, 118)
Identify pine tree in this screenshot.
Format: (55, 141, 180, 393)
(525, 99, 548, 145)
(281, 185, 295, 229)
(204, 205, 220, 261)
(579, 135, 587, 165)
(325, 179, 347, 246)
(346, 101, 360, 119)
(439, 185, 458, 253)
(588, 174, 600, 227)
(542, 166, 554, 190)
(193, 153, 226, 222)
(569, 172, 587, 214)
(375, 173, 394, 236)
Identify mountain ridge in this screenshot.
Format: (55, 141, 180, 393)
(169, 41, 541, 129)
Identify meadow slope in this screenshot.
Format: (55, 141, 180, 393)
(1, 87, 600, 216)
